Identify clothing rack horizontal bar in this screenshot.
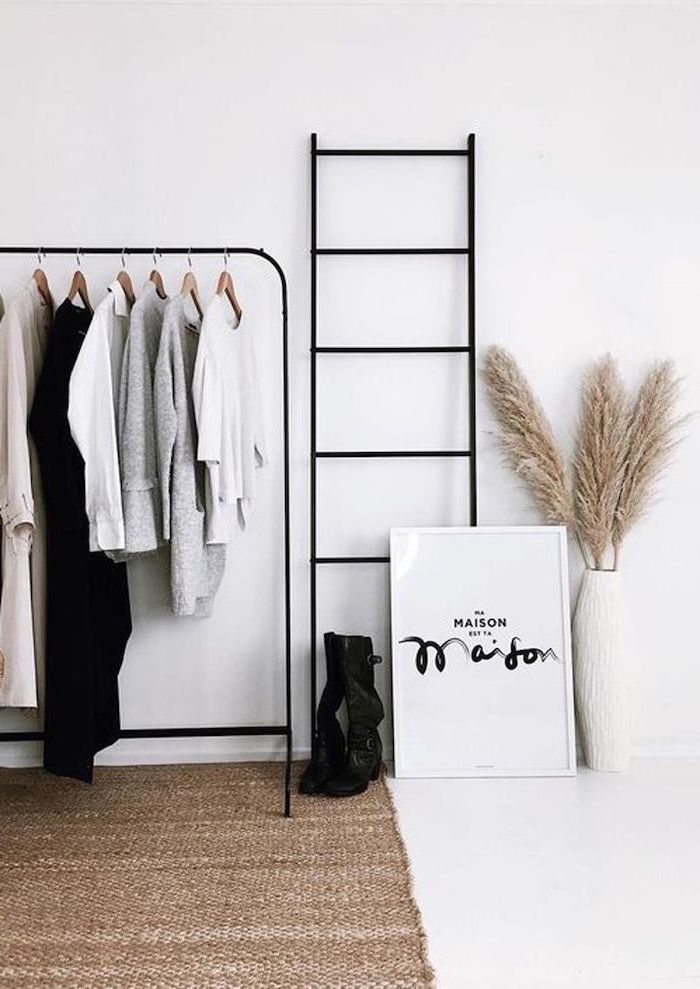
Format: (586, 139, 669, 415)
(314, 346, 470, 354)
(313, 556, 390, 565)
(0, 725, 290, 743)
(315, 247, 469, 256)
(314, 149, 469, 157)
(316, 450, 471, 458)
(0, 247, 273, 257)
(121, 726, 290, 739)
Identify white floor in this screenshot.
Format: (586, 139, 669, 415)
(389, 760, 700, 989)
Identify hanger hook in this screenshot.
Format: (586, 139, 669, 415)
(188, 247, 193, 269)
(76, 247, 82, 268)
(121, 247, 128, 269)
(37, 247, 44, 266)
(153, 247, 158, 268)
(223, 247, 229, 269)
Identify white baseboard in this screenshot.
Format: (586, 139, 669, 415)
(0, 739, 311, 770)
(3, 739, 700, 771)
(632, 742, 700, 760)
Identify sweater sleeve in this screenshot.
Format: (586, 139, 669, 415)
(119, 308, 153, 491)
(68, 307, 125, 552)
(117, 329, 134, 471)
(153, 316, 177, 541)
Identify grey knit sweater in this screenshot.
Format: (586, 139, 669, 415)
(153, 294, 225, 617)
(115, 281, 168, 557)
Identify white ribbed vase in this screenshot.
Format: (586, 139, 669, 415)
(572, 569, 630, 772)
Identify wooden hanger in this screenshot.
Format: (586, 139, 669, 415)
(149, 248, 167, 300)
(67, 250, 92, 312)
(150, 269, 166, 299)
(216, 252, 242, 323)
(116, 270, 135, 306)
(32, 250, 53, 313)
(181, 271, 203, 319)
(181, 250, 203, 318)
(116, 248, 135, 306)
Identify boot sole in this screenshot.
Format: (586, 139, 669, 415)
(299, 780, 330, 795)
(323, 785, 369, 798)
(323, 760, 383, 797)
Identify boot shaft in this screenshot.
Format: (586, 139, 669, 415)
(318, 631, 344, 717)
(334, 635, 385, 731)
(300, 632, 345, 794)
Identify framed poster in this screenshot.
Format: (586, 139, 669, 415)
(390, 526, 576, 778)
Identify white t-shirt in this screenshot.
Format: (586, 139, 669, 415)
(192, 294, 265, 544)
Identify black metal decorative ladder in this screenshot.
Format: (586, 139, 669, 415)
(309, 133, 477, 748)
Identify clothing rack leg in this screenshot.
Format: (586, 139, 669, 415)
(279, 258, 293, 819)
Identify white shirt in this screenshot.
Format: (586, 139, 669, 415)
(192, 295, 265, 544)
(68, 280, 131, 552)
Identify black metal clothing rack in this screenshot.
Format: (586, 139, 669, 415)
(0, 246, 293, 818)
(309, 134, 477, 745)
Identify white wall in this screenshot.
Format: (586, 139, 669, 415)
(0, 0, 698, 766)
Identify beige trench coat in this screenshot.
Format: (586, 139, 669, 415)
(0, 279, 51, 709)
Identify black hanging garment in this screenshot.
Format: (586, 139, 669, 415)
(29, 299, 132, 782)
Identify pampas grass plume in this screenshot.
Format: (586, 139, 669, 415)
(483, 347, 684, 570)
(483, 347, 575, 527)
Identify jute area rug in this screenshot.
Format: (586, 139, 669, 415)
(0, 763, 434, 989)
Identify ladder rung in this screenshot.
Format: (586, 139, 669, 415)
(313, 556, 390, 565)
(314, 346, 470, 354)
(315, 247, 469, 256)
(316, 450, 471, 459)
(315, 149, 469, 157)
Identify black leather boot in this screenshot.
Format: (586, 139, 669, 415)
(324, 636, 384, 798)
(299, 632, 346, 794)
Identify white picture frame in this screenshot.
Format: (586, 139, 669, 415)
(390, 526, 576, 778)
